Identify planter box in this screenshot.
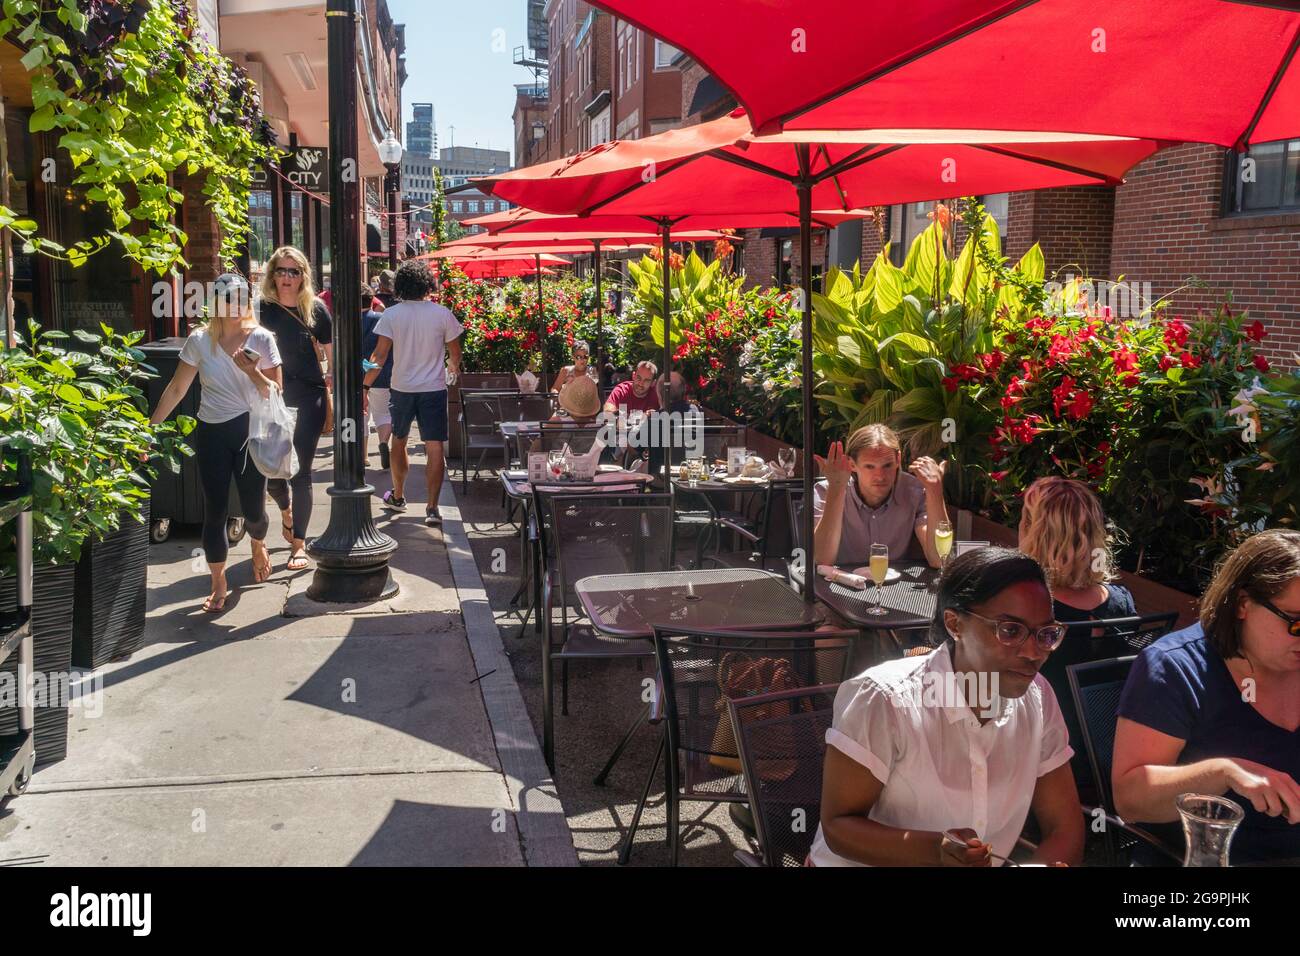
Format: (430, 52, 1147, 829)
(0, 562, 76, 768)
(72, 503, 149, 669)
(967, 512, 1199, 628)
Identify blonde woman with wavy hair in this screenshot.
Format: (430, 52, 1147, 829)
(255, 246, 334, 571)
(1018, 476, 1137, 621)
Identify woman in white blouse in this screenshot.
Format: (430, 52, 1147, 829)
(150, 275, 283, 613)
(812, 547, 1084, 866)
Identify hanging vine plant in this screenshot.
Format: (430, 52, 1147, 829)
(0, 0, 280, 273)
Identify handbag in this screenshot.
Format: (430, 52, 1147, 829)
(246, 385, 300, 480)
(321, 387, 334, 435)
(708, 651, 805, 780)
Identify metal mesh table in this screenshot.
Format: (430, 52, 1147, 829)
(575, 568, 823, 639)
(794, 562, 940, 630)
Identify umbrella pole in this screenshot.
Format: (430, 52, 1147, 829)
(593, 239, 603, 389)
(797, 147, 815, 603)
(536, 253, 546, 386)
(660, 219, 673, 471)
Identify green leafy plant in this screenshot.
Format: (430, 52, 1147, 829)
(0, 319, 193, 570)
(0, 0, 279, 273)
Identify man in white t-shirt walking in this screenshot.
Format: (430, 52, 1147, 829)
(363, 260, 463, 526)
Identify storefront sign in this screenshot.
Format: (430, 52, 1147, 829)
(251, 146, 329, 195)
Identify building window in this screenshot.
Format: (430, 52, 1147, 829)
(983, 193, 1010, 236)
(451, 200, 463, 213)
(654, 39, 680, 69)
(888, 202, 935, 265)
(468, 200, 479, 213)
(1224, 140, 1300, 214)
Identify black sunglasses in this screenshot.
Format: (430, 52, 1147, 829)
(274, 267, 303, 279)
(1257, 597, 1300, 637)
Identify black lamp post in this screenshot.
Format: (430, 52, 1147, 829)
(380, 133, 403, 270)
(307, 0, 398, 602)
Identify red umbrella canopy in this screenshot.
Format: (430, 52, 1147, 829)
(472, 112, 1163, 217)
(463, 199, 865, 234)
(457, 259, 558, 279)
(425, 247, 572, 264)
(587, 1, 1300, 147)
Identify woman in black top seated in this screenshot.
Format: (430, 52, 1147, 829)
(256, 246, 333, 572)
(1018, 476, 1138, 799)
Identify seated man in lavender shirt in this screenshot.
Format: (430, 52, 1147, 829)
(812, 423, 950, 570)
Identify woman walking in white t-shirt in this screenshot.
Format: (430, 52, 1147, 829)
(150, 275, 284, 613)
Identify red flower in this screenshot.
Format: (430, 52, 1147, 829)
(1086, 460, 1105, 480)
(942, 376, 960, 393)
(1158, 354, 1175, 372)
(1162, 318, 1190, 351)
(697, 374, 708, 388)
(1112, 349, 1139, 374)
(1179, 351, 1201, 369)
(1253, 353, 1271, 373)
(978, 350, 1005, 374)
(989, 470, 1009, 482)
(1121, 373, 1140, 388)
(1245, 320, 1266, 342)
(1097, 441, 1112, 456)
(1066, 390, 1094, 421)
(1052, 375, 1077, 417)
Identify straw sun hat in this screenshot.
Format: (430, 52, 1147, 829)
(558, 375, 602, 419)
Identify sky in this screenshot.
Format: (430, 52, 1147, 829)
(387, 0, 537, 163)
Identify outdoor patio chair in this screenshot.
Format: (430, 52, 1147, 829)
(634, 625, 861, 865)
(1041, 612, 1178, 801)
(727, 683, 839, 867)
(703, 477, 801, 573)
(1067, 656, 1182, 866)
(524, 423, 606, 459)
(539, 491, 673, 772)
(458, 390, 508, 493)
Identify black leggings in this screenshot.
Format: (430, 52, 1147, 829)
(195, 414, 270, 564)
(267, 387, 327, 540)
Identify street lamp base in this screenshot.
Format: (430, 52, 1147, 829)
(305, 484, 400, 603)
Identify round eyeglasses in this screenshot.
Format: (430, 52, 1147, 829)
(960, 609, 1066, 651)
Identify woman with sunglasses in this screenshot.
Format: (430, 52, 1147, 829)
(256, 247, 333, 572)
(549, 339, 596, 394)
(812, 547, 1084, 866)
(1114, 529, 1300, 864)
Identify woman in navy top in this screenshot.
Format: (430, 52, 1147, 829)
(1113, 529, 1300, 864)
(1019, 477, 1139, 797)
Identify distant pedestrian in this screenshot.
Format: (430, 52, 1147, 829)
(359, 283, 394, 469)
(149, 275, 281, 612)
(363, 259, 463, 526)
(375, 269, 398, 310)
(256, 246, 333, 572)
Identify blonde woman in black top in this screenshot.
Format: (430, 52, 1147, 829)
(256, 246, 333, 571)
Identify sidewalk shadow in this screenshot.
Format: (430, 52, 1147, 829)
(348, 799, 521, 866)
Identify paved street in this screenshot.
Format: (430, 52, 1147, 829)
(0, 439, 574, 867)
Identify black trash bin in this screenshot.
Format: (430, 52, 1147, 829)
(139, 338, 246, 545)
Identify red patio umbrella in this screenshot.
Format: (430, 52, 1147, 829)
(585, 1, 1300, 146)
(469, 115, 1165, 599)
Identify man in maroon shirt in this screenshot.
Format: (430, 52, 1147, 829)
(603, 360, 662, 415)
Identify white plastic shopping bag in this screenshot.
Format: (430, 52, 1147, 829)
(246, 385, 299, 480)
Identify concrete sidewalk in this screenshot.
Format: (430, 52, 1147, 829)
(0, 438, 575, 867)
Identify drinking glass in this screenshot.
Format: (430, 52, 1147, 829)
(935, 520, 954, 569)
(778, 447, 796, 478)
(1177, 793, 1245, 867)
(548, 451, 566, 481)
(866, 544, 889, 616)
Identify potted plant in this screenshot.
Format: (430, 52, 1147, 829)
(0, 322, 191, 745)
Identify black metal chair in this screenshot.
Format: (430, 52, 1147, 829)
(538, 491, 673, 773)
(728, 683, 839, 867)
(458, 390, 508, 492)
(1067, 655, 1182, 866)
(704, 477, 801, 573)
(1040, 612, 1178, 803)
(638, 625, 861, 865)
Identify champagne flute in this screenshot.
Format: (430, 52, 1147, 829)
(867, 544, 889, 616)
(778, 447, 796, 478)
(935, 519, 954, 570)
